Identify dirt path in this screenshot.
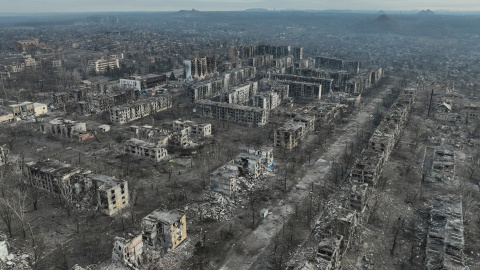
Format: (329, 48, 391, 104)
(219, 85, 394, 270)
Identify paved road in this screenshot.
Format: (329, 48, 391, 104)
(219, 87, 392, 270)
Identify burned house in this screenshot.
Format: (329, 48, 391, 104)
(125, 138, 168, 162)
(142, 209, 187, 253)
(112, 234, 144, 269)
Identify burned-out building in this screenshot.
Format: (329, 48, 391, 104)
(110, 95, 171, 124)
(315, 56, 361, 73)
(220, 82, 258, 105)
(119, 74, 167, 91)
(8, 101, 35, 118)
(94, 174, 129, 216)
(142, 209, 187, 252)
(273, 74, 332, 93)
(24, 159, 80, 194)
(274, 113, 315, 150)
(210, 164, 239, 196)
(40, 118, 94, 142)
(195, 100, 269, 126)
(125, 138, 168, 162)
(112, 235, 144, 269)
(24, 160, 129, 216)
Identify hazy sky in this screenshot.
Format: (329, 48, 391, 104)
(2, 0, 480, 13)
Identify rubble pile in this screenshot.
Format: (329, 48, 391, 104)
(0, 252, 32, 270)
(186, 192, 237, 221)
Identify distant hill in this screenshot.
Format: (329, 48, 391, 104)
(418, 9, 435, 15)
(354, 14, 398, 33)
(377, 10, 386, 14)
(244, 8, 269, 12)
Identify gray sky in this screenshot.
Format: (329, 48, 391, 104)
(2, 0, 480, 13)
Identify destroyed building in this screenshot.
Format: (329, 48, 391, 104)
(273, 74, 333, 93)
(119, 74, 167, 91)
(40, 118, 94, 142)
(93, 174, 129, 216)
(314, 56, 361, 73)
(274, 113, 315, 149)
(125, 138, 168, 162)
(210, 148, 273, 196)
(220, 82, 258, 105)
(8, 101, 34, 118)
(142, 209, 187, 252)
(210, 164, 239, 197)
(110, 95, 171, 124)
(112, 234, 144, 269)
(24, 160, 130, 216)
(195, 100, 269, 126)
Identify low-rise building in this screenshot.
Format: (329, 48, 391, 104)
(94, 174, 129, 216)
(274, 121, 307, 149)
(33, 102, 48, 116)
(125, 138, 168, 162)
(41, 118, 93, 142)
(8, 101, 34, 118)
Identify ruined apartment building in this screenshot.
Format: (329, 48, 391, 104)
(273, 74, 333, 93)
(112, 234, 143, 269)
(220, 82, 258, 105)
(24, 160, 129, 216)
(119, 74, 167, 91)
(0, 145, 9, 166)
(173, 119, 212, 137)
(210, 148, 273, 196)
(252, 91, 282, 110)
(125, 138, 168, 162)
(238, 44, 302, 60)
(130, 125, 171, 146)
(88, 57, 120, 74)
(293, 68, 350, 89)
(142, 209, 187, 253)
(195, 100, 269, 126)
(274, 115, 315, 149)
(187, 55, 219, 79)
(188, 77, 227, 103)
(40, 118, 94, 142)
(315, 56, 361, 73)
(247, 54, 273, 67)
(110, 95, 171, 124)
(93, 174, 129, 216)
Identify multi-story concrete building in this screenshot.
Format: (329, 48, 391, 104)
(88, 58, 120, 74)
(24, 160, 129, 216)
(110, 96, 171, 124)
(273, 74, 333, 93)
(119, 74, 167, 91)
(125, 138, 168, 162)
(94, 175, 129, 216)
(315, 56, 361, 73)
(40, 118, 94, 142)
(112, 235, 143, 269)
(274, 121, 307, 150)
(195, 100, 269, 126)
(142, 209, 187, 252)
(221, 82, 258, 105)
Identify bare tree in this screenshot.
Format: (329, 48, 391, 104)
(58, 179, 74, 217)
(0, 197, 14, 237)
